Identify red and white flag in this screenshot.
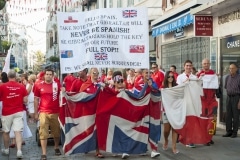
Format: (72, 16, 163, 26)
(161, 81, 214, 145)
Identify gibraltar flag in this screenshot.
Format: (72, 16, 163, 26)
(161, 80, 214, 145)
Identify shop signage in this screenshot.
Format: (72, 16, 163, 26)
(152, 12, 193, 37)
(194, 16, 213, 36)
(221, 35, 240, 53)
(174, 27, 184, 39)
(218, 9, 240, 25)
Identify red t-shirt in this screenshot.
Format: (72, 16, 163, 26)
(63, 74, 76, 92)
(0, 81, 28, 116)
(34, 81, 60, 114)
(70, 78, 87, 93)
(151, 70, 164, 89)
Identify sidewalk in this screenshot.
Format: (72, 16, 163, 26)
(1, 123, 240, 160)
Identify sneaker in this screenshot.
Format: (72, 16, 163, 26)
(186, 144, 196, 148)
(1, 148, 9, 155)
(151, 151, 160, 158)
(122, 153, 129, 159)
(17, 150, 23, 159)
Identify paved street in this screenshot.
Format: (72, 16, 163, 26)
(1, 123, 240, 160)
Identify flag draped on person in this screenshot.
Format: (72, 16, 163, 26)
(161, 80, 214, 145)
(59, 87, 101, 155)
(96, 87, 161, 154)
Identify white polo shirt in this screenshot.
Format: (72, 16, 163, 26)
(177, 72, 197, 84)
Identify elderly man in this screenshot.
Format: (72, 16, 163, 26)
(197, 58, 218, 145)
(222, 63, 240, 138)
(0, 70, 28, 158)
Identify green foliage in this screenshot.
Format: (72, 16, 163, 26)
(49, 56, 59, 62)
(0, 0, 6, 10)
(1, 40, 11, 51)
(33, 50, 45, 72)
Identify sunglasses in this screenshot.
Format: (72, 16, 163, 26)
(93, 72, 99, 75)
(168, 76, 174, 78)
(116, 79, 124, 84)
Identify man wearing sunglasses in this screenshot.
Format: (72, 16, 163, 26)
(151, 63, 164, 89)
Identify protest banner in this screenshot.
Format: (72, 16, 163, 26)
(57, 7, 149, 74)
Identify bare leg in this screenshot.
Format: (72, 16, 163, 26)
(163, 123, 171, 149)
(15, 131, 22, 151)
(40, 139, 48, 155)
(171, 129, 178, 153)
(2, 132, 10, 149)
(54, 137, 60, 149)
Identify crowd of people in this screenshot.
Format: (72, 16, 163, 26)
(0, 58, 239, 160)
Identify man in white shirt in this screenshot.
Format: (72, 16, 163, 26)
(177, 60, 197, 85)
(176, 60, 197, 148)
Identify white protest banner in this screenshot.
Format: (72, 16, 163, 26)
(57, 7, 149, 74)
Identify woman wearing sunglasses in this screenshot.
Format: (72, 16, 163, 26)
(162, 71, 179, 154)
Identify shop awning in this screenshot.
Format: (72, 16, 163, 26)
(152, 11, 193, 37)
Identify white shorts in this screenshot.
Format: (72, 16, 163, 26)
(27, 102, 34, 114)
(162, 112, 169, 124)
(10, 111, 32, 139)
(1, 111, 24, 132)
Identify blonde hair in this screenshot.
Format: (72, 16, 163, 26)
(28, 74, 36, 82)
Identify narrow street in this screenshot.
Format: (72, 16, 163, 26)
(1, 123, 240, 160)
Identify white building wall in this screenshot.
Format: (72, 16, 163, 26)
(213, 4, 240, 37)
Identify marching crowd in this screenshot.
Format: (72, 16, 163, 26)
(0, 58, 239, 160)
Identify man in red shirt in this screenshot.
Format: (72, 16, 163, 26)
(70, 68, 88, 93)
(151, 63, 165, 89)
(34, 68, 61, 160)
(0, 70, 28, 158)
(170, 65, 179, 80)
(197, 58, 218, 145)
(63, 73, 76, 92)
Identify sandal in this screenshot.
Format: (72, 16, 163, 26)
(162, 144, 168, 151)
(55, 148, 61, 156)
(41, 155, 47, 160)
(96, 153, 104, 158)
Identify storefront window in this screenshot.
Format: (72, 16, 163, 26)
(161, 37, 210, 73)
(220, 35, 240, 123)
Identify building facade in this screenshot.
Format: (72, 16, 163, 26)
(191, 0, 240, 128)
(151, 0, 212, 73)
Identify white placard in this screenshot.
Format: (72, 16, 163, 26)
(57, 7, 149, 74)
(202, 74, 219, 89)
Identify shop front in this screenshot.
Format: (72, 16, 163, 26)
(220, 35, 240, 123)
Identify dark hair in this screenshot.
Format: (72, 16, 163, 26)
(184, 60, 192, 66)
(1, 72, 9, 83)
(83, 68, 88, 74)
(45, 68, 54, 75)
(163, 71, 177, 88)
(170, 65, 176, 70)
(152, 63, 158, 67)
